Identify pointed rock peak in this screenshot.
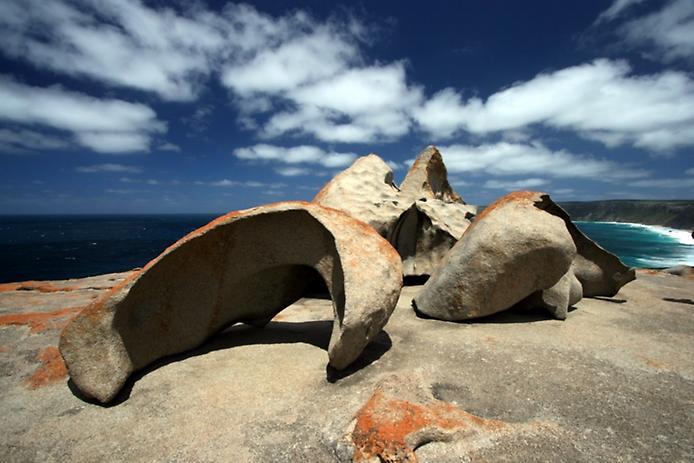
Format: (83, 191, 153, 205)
(400, 146, 464, 203)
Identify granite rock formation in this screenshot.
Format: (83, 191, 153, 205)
(414, 191, 635, 321)
(314, 146, 477, 276)
(59, 201, 403, 403)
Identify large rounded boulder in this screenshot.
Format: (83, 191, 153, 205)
(413, 191, 635, 321)
(413, 192, 577, 321)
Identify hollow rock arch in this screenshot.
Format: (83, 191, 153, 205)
(60, 202, 403, 403)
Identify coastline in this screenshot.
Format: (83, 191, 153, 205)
(575, 220, 694, 245)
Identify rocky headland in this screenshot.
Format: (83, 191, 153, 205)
(559, 200, 694, 230)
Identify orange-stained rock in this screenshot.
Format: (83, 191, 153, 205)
(314, 146, 477, 276)
(0, 306, 84, 333)
(60, 201, 403, 403)
(0, 282, 81, 293)
(350, 375, 505, 462)
(27, 347, 68, 388)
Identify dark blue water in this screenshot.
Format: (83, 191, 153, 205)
(0, 215, 217, 283)
(0, 216, 692, 283)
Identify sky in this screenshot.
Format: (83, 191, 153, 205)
(0, 0, 693, 214)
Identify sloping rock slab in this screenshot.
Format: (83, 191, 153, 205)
(60, 201, 403, 403)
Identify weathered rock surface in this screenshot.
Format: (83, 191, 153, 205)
(414, 191, 578, 321)
(1, 269, 692, 461)
(314, 146, 477, 276)
(349, 374, 508, 462)
(414, 192, 635, 321)
(59, 201, 403, 403)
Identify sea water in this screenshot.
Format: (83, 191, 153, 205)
(0, 215, 692, 283)
(574, 221, 694, 269)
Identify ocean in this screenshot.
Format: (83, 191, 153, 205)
(0, 215, 692, 283)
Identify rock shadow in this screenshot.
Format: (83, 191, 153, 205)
(68, 320, 391, 407)
(404, 275, 430, 286)
(592, 296, 627, 304)
(663, 297, 694, 305)
(412, 300, 576, 324)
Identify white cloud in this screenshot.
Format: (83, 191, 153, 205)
(222, 28, 358, 95)
(595, 0, 645, 23)
(0, 0, 235, 101)
(260, 63, 422, 143)
(233, 144, 357, 168)
(76, 163, 142, 173)
(206, 179, 283, 188)
(158, 142, 181, 152)
(483, 178, 549, 190)
(0, 76, 164, 153)
(686, 168, 694, 175)
(0, 0, 375, 109)
(629, 177, 694, 189)
(0, 128, 70, 152)
(275, 167, 311, 177)
(618, 0, 694, 63)
(440, 141, 650, 180)
(219, 11, 422, 144)
(415, 59, 694, 151)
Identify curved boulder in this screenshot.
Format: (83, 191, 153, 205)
(413, 191, 635, 321)
(314, 146, 477, 276)
(59, 202, 403, 403)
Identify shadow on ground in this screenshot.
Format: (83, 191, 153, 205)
(68, 320, 392, 406)
(412, 302, 579, 324)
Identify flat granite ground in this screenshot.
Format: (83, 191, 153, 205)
(0, 269, 692, 462)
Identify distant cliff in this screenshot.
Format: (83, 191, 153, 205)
(559, 200, 694, 230)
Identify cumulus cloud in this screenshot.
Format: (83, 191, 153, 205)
(0, 0, 234, 101)
(76, 163, 142, 173)
(415, 59, 694, 151)
(0, 77, 164, 153)
(618, 0, 694, 63)
(439, 141, 649, 180)
(233, 144, 357, 168)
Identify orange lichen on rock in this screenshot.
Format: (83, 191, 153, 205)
(351, 389, 505, 462)
(27, 346, 68, 388)
(464, 190, 542, 236)
(0, 281, 83, 293)
(0, 306, 85, 333)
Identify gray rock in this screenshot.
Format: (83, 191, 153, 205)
(314, 146, 477, 276)
(662, 265, 692, 277)
(59, 201, 403, 403)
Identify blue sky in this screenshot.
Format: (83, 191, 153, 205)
(0, 0, 693, 214)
